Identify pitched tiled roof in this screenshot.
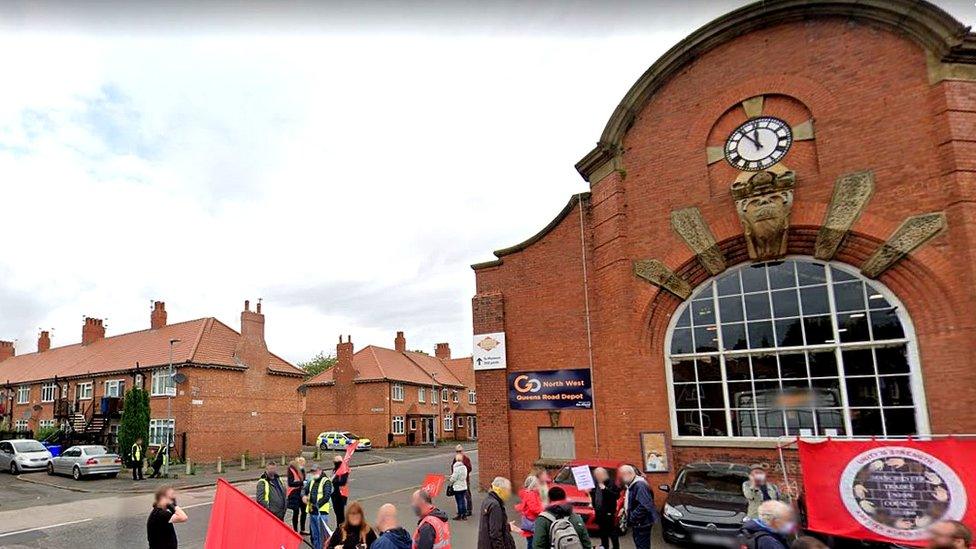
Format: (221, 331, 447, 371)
(0, 318, 303, 385)
(307, 345, 473, 388)
(444, 357, 475, 388)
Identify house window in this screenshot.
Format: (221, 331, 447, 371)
(442, 388, 449, 402)
(41, 383, 56, 403)
(443, 413, 454, 432)
(539, 427, 575, 460)
(17, 385, 29, 404)
(392, 383, 404, 402)
(452, 390, 459, 403)
(104, 380, 125, 398)
(149, 418, 175, 446)
(151, 371, 175, 397)
(667, 259, 924, 439)
(76, 382, 93, 400)
(410, 418, 418, 431)
(15, 419, 28, 431)
(392, 416, 405, 435)
(39, 419, 55, 429)
(468, 391, 477, 405)
(418, 387, 426, 403)
(432, 389, 438, 404)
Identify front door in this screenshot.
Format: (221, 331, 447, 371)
(421, 418, 434, 444)
(467, 417, 477, 439)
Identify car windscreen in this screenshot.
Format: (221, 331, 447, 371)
(553, 467, 577, 486)
(675, 470, 746, 496)
(85, 447, 109, 456)
(12, 440, 46, 453)
(343, 433, 360, 439)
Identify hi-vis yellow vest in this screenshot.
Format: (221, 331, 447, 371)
(307, 478, 333, 514)
(131, 443, 141, 461)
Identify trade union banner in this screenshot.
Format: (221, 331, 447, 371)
(204, 478, 302, 549)
(799, 438, 976, 546)
(508, 368, 593, 410)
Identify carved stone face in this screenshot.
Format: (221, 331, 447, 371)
(739, 190, 792, 225)
(736, 189, 794, 260)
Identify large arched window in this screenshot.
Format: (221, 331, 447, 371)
(666, 258, 928, 439)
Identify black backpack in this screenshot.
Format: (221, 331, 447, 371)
(738, 529, 775, 549)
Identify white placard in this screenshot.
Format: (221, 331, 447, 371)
(572, 465, 595, 491)
(472, 332, 507, 371)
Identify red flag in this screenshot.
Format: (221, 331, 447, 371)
(335, 440, 359, 477)
(204, 478, 302, 549)
(421, 473, 446, 498)
(799, 438, 976, 546)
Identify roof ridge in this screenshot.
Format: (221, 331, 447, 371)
(7, 317, 215, 358)
(187, 317, 213, 364)
(367, 345, 386, 380)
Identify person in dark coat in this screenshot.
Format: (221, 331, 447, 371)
(149, 446, 166, 479)
(332, 455, 350, 525)
(256, 462, 287, 520)
(619, 465, 658, 549)
(286, 457, 307, 533)
(327, 501, 377, 549)
(739, 500, 795, 549)
(373, 504, 413, 549)
(478, 477, 518, 549)
(590, 467, 620, 549)
(532, 486, 591, 549)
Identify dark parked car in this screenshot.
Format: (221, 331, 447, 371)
(660, 462, 750, 546)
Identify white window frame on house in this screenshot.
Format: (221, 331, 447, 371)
(441, 388, 449, 402)
(468, 390, 476, 405)
(149, 418, 175, 447)
(409, 418, 418, 431)
(452, 390, 459, 403)
(665, 258, 929, 442)
(104, 379, 125, 398)
(76, 382, 93, 400)
(443, 413, 454, 432)
(15, 419, 28, 431)
(391, 383, 404, 402)
(432, 389, 438, 404)
(40, 383, 57, 403)
(38, 419, 55, 429)
(418, 387, 425, 403)
(17, 385, 30, 404)
(392, 415, 405, 435)
(151, 371, 175, 397)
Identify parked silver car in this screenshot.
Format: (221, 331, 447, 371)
(48, 445, 122, 480)
(0, 439, 53, 474)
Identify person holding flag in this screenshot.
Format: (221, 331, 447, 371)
(332, 455, 349, 526)
(306, 463, 334, 549)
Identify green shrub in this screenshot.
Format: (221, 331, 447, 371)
(118, 388, 150, 464)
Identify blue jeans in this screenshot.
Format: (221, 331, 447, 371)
(632, 525, 652, 549)
(454, 490, 468, 517)
(526, 535, 533, 549)
(310, 513, 332, 549)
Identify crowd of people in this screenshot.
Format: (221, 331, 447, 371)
(144, 444, 976, 549)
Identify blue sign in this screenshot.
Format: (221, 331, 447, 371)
(508, 369, 593, 410)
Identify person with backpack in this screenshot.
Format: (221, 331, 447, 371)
(619, 464, 658, 549)
(478, 476, 518, 549)
(739, 500, 796, 549)
(532, 486, 592, 549)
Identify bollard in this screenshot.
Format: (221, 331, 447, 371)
(217, 457, 223, 474)
(186, 460, 192, 475)
(282, 454, 287, 466)
(241, 454, 246, 471)
(261, 453, 266, 468)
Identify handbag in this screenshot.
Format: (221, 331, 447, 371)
(446, 486, 455, 497)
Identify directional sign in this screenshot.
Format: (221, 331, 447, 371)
(473, 332, 507, 371)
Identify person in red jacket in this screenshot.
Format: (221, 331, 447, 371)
(515, 475, 544, 549)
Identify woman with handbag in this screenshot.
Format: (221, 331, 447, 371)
(515, 475, 544, 549)
(448, 454, 469, 520)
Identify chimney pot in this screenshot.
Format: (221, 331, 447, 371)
(82, 317, 106, 345)
(38, 331, 51, 353)
(0, 340, 13, 361)
(244, 299, 250, 312)
(394, 331, 406, 353)
(151, 301, 168, 330)
(435, 342, 451, 360)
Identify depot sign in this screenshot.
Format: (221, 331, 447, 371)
(508, 369, 593, 410)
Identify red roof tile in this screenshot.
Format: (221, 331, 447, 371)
(306, 345, 473, 388)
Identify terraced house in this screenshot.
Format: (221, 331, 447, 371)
(0, 300, 304, 462)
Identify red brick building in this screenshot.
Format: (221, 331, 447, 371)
(472, 0, 976, 492)
(0, 300, 304, 462)
(304, 332, 476, 447)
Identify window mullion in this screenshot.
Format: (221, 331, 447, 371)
(824, 265, 855, 436)
(712, 280, 733, 437)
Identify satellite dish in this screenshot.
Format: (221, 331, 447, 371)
(172, 373, 188, 384)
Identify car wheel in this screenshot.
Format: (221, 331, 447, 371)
(107, 473, 118, 479)
(10, 462, 18, 475)
(47, 463, 54, 476)
(72, 466, 82, 480)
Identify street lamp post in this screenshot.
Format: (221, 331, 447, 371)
(164, 338, 180, 477)
(431, 373, 438, 447)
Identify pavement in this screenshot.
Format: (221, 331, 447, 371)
(0, 444, 673, 549)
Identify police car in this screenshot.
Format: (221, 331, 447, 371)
(316, 431, 372, 451)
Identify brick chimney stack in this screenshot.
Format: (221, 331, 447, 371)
(82, 318, 105, 345)
(394, 331, 406, 353)
(435, 342, 451, 359)
(151, 301, 167, 330)
(0, 341, 14, 361)
(38, 331, 51, 353)
(335, 335, 356, 387)
(240, 299, 265, 342)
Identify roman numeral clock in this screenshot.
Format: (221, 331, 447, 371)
(724, 116, 792, 171)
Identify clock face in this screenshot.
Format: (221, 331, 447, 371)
(724, 116, 792, 171)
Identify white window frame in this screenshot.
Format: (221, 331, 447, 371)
(104, 379, 125, 398)
(442, 388, 449, 402)
(391, 383, 404, 402)
(76, 382, 93, 401)
(664, 258, 930, 442)
(443, 413, 454, 432)
(38, 419, 55, 429)
(15, 419, 28, 431)
(418, 387, 425, 403)
(149, 418, 175, 447)
(392, 415, 405, 435)
(452, 390, 459, 403)
(432, 389, 438, 404)
(468, 390, 476, 405)
(16, 385, 30, 404)
(151, 371, 175, 397)
(40, 383, 56, 403)
(410, 418, 418, 431)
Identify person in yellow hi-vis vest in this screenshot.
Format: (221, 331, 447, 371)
(130, 437, 144, 481)
(304, 463, 333, 549)
(256, 462, 287, 520)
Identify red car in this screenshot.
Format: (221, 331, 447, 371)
(551, 458, 626, 532)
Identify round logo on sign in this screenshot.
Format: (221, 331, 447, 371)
(839, 446, 967, 541)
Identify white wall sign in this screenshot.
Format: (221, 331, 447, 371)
(473, 332, 507, 371)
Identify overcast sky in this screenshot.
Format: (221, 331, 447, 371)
(1, 1, 973, 364)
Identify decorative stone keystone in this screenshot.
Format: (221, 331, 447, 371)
(634, 259, 692, 300)
(861, 212, 948, 278)
(814, 171, 875, 260)
(732, 170, 796, 261)
(670, 207, 726, 275)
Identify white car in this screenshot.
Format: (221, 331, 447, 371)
(316, 431, 372, 451)
(48, 445, 122, 480)
(0, 439, 53, 474)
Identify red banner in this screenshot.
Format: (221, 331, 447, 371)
(421, 473, 446, 498)
(799, 438, 976, 546)
(204, 478, 302, 549)
(335, 440, 359, 477)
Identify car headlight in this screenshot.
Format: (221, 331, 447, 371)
(663, 503, 683, 520)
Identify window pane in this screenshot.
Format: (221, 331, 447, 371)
(700, 383, 725, 408)
(870, 308, 904, 340)
(875, 346, 910, 374)
(796, 262, 826, 286)
(800, 286, 829, 315)
(700, 410, 728, 436)
(676, 411, 702, 436)
(837, 312, 870, 343)
(785, 409, 815, 435)
(816, 409, 846, 435)
(716, 271, 741, 296)
(719, 296, 744, 322)
(748, 321, 775, 349)
(809, 351, 838, 377)
(771, 289, 800, 318)
(721, 323, 747, 350)
(692, 300, 716, 326)
(803, 316, 833, 345)
(833, 282, 865, 312)
(867, 291, 891, 309)
(696, 285, 714, 300)
(727, 383, 753, 408)
(846, 378, 880, 406)
(842, 349, 875, 376)
(731, 409, 758, 436)
(811, 378, 842, 406)
(883, 409, 917, 436)
(696, 358, 721, 382)
(779, 353, 807, 378)
(673, 384, 699, 409)
(851, 408, 883, 435)
(694, 326, 719, 353)
(753, 381, 780, 407)
(831, 266, 858, 282)
(744, 293, 771, 320)
(756, 409, 785, 437)
(741, 265, 768, 293)
(751, 355, 777, 380)
(671, 360, 695, 383)
(726, 357, 750, 380)
(767, 261, 796, 290)
(775, 318, 804, 347)
(879, 376, 913, 406)
(671, 328, 693, 354)
(676, 308, 691, 328)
